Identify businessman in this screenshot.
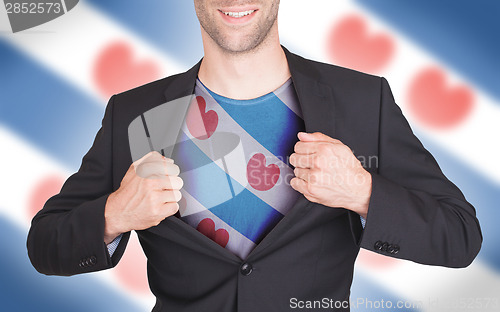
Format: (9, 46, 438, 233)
(27, 1, 482, 311)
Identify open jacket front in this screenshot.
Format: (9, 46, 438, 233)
(27, 47, 482, 312)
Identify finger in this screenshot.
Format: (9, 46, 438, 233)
(298, 132, 342, 144)
(290, 176, 306, 192)
(136, 162, 180, 178)
(290, 178, 319, 203)
(289, 153, 315, 168)
(135, 162, 165, 178)
(290, 177, 313, 197)
(164, 158, 174, 164)
(141, 154, 174, 165)
(295, 140, 346, 155)
(165, 163, 180, 176)
(157, 175, 184, 191)
(134, 151, 174, 168)
(162, 202, 180, 217)
(159, 190, 182, 203)
(125, 151, 160, 181)
(294, 168, 323, 186)
(150, 162, 180, 176)
(133, 151, 162, 166)
(293, 167, 310, 181)
(294, 141, 327, 154)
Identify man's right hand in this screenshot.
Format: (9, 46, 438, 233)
(103, 151, 183, 244)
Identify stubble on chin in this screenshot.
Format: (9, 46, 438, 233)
(196, 1, 280, 55)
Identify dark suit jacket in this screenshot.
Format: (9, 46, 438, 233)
(27, 47, 482, 311)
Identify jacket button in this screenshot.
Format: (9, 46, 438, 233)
(381, 242, 389, 252)
(393, 245, 400, 254)
(240, 263, 253, 276)
(387, 244, 395, 254)
(79, 259, 87, 268)
(374, 241, 383, 251)
(89, 256, 97, 266)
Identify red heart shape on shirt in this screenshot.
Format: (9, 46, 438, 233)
(408, 67, 474, 129)
(327, 15, 394, 74)
(93, 41, 160, 98)
(197, 218, 229, 248)
(247, 153, 280, 191)
(186, 96, 219, 140)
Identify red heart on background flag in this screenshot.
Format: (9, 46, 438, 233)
(247, 153, 280, 191)
(114, 235, 150, 294)
(327, 15, 394, 74)
(408, 67, 474, 128)
(355, 249, 400, 269)
(186, 96, 219, 140)
(197, 218, 229, 248)
(93, 41, 160, 98)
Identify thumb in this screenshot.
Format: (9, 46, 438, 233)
(298, 132, 341, 144)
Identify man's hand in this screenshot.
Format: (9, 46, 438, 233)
(289, 132, 372, 219)
(104, 151, 183, 244)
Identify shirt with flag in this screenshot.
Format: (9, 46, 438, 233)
(171, 78, 305, 259)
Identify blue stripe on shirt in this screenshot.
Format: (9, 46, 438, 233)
(172, 132, 283, 243)
(209, 188, 284, 243)
(204, 87, 303, 164)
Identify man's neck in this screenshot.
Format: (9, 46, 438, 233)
(198, 32, 291, 100)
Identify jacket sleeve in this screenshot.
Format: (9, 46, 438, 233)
(27, 96, 130, 276)
(357, 77, 482, 268)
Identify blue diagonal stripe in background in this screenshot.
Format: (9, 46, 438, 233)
(356, 0, 500, 101)
(0, 217, 142, 312)
(86, 0, 203, 67)
(0, 40, 105, 171)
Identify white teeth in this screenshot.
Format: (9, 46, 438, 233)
(223, 10, 255, 18)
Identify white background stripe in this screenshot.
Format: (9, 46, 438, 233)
(1, 2, 185, 104)
(279, 0, 500, 187)
(0, 125, 156, 309)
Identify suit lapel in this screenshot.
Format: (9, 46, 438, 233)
(155, 47, 338, 261)
(163, 59, 201, 102)
(284, 47, 337, 136)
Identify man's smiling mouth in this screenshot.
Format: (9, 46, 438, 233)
(220, 10, 256, 18)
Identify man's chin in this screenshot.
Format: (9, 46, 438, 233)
(221, 45, 259, 55)
(215, 35, 267, 55)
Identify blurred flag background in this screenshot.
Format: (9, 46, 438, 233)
(0, 0, 499, 311)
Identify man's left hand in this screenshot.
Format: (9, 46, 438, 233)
(289, 132, 372, 219)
